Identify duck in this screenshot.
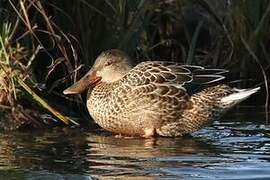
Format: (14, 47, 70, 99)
(63, 49, 260, 138)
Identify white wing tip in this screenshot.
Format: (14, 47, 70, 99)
(221, 87, 260, 104)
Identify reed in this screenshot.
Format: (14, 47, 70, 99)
(195, 0, 269, 117)
(0, 0, 269, 129)
(0, 0, 79, 130)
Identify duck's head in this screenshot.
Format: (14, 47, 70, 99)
(63, 49, 132, 95)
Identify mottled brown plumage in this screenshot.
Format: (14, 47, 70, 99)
(64, 49, 260, 138)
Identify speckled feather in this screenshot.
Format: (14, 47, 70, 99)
(87, 61, 234, 137)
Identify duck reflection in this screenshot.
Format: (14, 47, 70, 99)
(0, 128, 219, 179)
(84, 133, 220, 179)
(86, 134, 216, 158)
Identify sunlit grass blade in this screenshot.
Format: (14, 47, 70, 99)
(17, 77, 79, 126)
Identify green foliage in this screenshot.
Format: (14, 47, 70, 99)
(0, 22, 11, 62)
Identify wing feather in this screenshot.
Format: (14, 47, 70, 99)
(114, 61, 227, 127)
(122, 61, 226, 88)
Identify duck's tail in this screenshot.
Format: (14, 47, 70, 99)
(220, 87, 260, 106)
(192, 85, 260, 108)
(179, 85, 260, 135)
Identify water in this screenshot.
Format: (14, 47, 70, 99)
(0, 107, 269, 180)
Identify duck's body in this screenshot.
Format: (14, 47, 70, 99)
(64, 49, 259, 137)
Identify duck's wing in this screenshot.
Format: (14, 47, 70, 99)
(122, 61, 226, 88)
(113, 61, 227, 135)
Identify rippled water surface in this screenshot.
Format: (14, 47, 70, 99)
(0, 107, 269, 179)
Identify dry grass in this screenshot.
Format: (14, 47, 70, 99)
(0, 0, 80, 129)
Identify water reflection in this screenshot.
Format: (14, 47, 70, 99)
(0, 129, 221, 179)
(0, 107, 269, 179)
(85, 134, 222, 179)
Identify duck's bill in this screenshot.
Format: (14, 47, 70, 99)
(63, 72, 101, 95)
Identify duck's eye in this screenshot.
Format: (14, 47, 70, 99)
(104, 61, 113, 67)
(104, 63, 110, 67)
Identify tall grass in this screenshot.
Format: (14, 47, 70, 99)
(0, 0, 79, 128)
(1, 0, 269, 128)
(0, 21, 29, 107)
(233, 0, 270, 121)
(192, 0, 270, 120)
(50, 1, 269, 117)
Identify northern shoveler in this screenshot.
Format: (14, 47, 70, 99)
(64, 49, 260, 138)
